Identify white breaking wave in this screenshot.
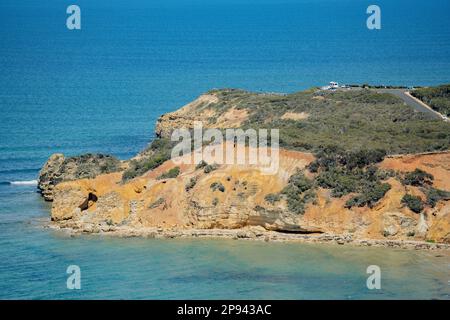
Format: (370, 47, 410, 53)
(9, 180, 38, 186)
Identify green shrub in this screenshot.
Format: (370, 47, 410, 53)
(288, 171, 313, 192)
(307, 160, 320, 173)
(401, 194, 424, 213)
(204, 163, 219, 174)
(157, 167, 180, 180)
(309, 147, 386, 173)
(212, 87, 450, 155)
(210, 182, 225, 192)
(285, 195, 306, 215)
(265, 193, 281, 204)
(139, 137, 175, 157)
(302, 189, 317, 204)
(403, 169, 434, 186)
(149, 197, 165, 209)
(376, 168, 397, 180)
(195, 160, 208, 170)
(426, 187, 450, 207)
(122, 138, 174, 182)
(312, 147, 391, 207)
(345, 183, 391, 208)
(280, 170, 314, 214)
(185, 177, 198, 192)
(55, 154, 122, 183)
(342, 149, 387, 170)
(316, 168, 359, 197)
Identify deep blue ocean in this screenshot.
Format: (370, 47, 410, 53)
(0, 0, 449, 299)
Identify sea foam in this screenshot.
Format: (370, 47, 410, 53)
(9, 180, 38, 186)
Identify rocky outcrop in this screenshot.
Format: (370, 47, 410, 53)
(39, 89, 450, 245)
(38, 153, 65, 201)
(48, 145, 450, 243)
(50, 147, 319, 232)
(38, 153, 123, 201)
(155, 92, 248, 138)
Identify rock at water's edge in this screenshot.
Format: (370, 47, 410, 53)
(38, 153, 122, 201)
(38, 153, 65, 201)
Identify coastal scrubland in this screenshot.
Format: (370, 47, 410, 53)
(123, 86, 450, 182)
(38, 85, 450, 245)
(116, 86, 450, 214)
(411, 84, 450, 117)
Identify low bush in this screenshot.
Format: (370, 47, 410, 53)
(401, 194, 424, 213)
(122, 138, 174, 182)
(204, 163, 219, 174)
(288, 171, 313, 192)
(426, 187, 450, 207)
(210, 182, 225, 192)
(315, 168, 359, 197)
(55, 154, 122, 183)
(157, 167, 180, 180)
(195, 160, 208, 170)
(280, 170, 314, 215)
(345, 183, 391, 208)
(185, 177, 197, 192)
(311, 147, 391, 208)
(149, 197, 166, 209)
(265, 193, 281, 204)
(309, 147, 386, 172)
(402, 169, 434, 187)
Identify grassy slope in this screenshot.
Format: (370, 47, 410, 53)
(212, 87, 450, 154)
(123, 86, 450, 182)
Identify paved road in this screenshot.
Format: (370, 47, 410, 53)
(376, 89, 443, 120)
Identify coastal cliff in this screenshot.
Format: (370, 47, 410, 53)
(43, 147, 450, 244)
(39, 87, 450, 246)
(38, 153, 122, 201)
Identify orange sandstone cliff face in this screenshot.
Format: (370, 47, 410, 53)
(51, 147, 315, 231)
(50, 146, 450, 244)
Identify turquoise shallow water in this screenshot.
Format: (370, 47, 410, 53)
(0, 185, 449, 299)
(0, 0, 450, 299)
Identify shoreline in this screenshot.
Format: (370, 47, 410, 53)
(46, 223, 450, 251)
(38, 86, 450, 248)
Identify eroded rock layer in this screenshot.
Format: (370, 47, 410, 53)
(49, 146, 450, 243)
